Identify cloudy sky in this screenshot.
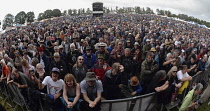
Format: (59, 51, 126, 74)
(0, 0, 209, 29)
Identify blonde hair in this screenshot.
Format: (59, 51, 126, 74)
(21, 59, 30, 68)
(167, 66, 178, 78)
(73, 56, 86, 70)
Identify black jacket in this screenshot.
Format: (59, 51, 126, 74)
(103, 70, 127, 100)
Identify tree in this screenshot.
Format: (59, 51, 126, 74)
(107, 8, 110, 13)
(2, 14, 14, 30)
(73, 9, 77, 15)
(52, 9, 61, 17)
(15, 11, 27, 24)
(37, 13, 44, 21)
(43, 9, 53, 19)
(62, 10, 67, 16)
(78, 9, 81, 15)
(141, 8, 145, 14)
(68, 9, 72, 15)
(82, 8, 85, 14)
(26, 11, 35, 23)
(86, 8, 91, 14)
(135, 6, 141, 14)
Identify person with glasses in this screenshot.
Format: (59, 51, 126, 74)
(166, 66, 182, 103)
(95, 42, 110, 62)
(72, 56, 88, 83)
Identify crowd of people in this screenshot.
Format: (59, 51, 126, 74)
(0, 13, 210, 111)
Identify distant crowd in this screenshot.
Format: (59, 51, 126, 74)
(0, 14, 210, 111)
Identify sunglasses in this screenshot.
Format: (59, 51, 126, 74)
(173, 71, 177, 73)
(79, 59, 84, 60)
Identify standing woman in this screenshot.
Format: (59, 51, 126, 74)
(61, 74, 81, 111)
(72, 56, 88, 83)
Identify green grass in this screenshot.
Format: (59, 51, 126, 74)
(169, 100, 210, 111)
(0, 93, 26, 111)
(197, 101, 210, 111)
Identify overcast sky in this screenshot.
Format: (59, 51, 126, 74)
(0, 0, 209, 29)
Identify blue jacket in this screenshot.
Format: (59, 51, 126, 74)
(82, 53, 97, 69)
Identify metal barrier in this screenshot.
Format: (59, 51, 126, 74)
(0, 80, 29, 111)
(101, 92, 156, 111)
(1, 67, 210, 111)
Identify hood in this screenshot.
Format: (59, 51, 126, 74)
(105, 69, 112, 78)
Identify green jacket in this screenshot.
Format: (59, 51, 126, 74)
(179, 89, 196, 111)
(140, 60, 157, 81)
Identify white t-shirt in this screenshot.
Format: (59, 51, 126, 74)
(177, 70, 189, 80)
(42, 76, 64, 95)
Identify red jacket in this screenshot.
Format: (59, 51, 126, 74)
(91, 62, 111, 83)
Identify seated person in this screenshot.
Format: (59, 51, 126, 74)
(80, 72, 103, 111)
(61, 74, 81, 111)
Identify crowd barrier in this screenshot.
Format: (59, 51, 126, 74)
(0, 80, 29, 111)
(101, 92, 156, 111)
(0, 67, 210, 111)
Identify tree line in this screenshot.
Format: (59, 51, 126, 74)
(1, 6, 210, 30)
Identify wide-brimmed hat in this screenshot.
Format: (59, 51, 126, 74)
(150, 47, 156, 52)
(126, 40, 131, 43)
(14, 50, 20, 54)
(98, 42, 106, 47)
(97, 54, 105, 59)
(134, 42, 140, 46)
(85, 46, 92, 50)
(146, 39, 151, 42)
(84, 72, 96, 81)
(59, 45, 64, 49)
